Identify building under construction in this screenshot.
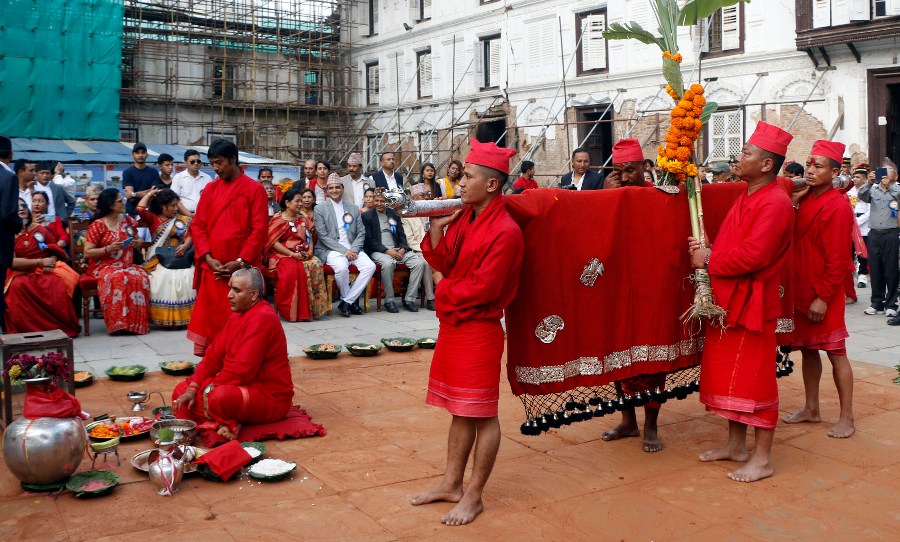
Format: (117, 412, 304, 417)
(120, 0, 355, 162)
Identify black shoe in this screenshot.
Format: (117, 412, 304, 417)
(402, 300, 419, 312)
(426, 299, 435, 311)
(350, 300, 364, 315)
(384, 301, 399, 313)
(337, 301, 351, 317)
(889, 314, 900, 326)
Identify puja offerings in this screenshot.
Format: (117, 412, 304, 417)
(2, 353, 87, 487)
(148, 428, 193, 496)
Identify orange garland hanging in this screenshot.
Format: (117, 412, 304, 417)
(657, 77, 706, 182)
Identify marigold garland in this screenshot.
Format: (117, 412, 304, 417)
(656, 83, 706, 182)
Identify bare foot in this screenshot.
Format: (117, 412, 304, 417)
(410, 483, 463, 506)
(728, 458, 774, 483)
(782, 408, 821, 424)
(217, 424, 239, 441)
(827, 418, 855, 438)
(698, 444, 749, 462)
(601, 423, 640, 442)
(441, 494, 484, 526)
(642, 428, 663, 453)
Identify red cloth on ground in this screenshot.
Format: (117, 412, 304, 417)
(422, 195, 523, 417)
(503, 184, 745, 397)
(791, 187, 853, 352)
(4, 227, 80, 337)
(703, 179, 794, 428)
(174, 302, 294, 434)
(187, 173, 268, 354)
(196, 405, 326, 448)
(192, 440, 252, 481)
(86, 217, 150, 334)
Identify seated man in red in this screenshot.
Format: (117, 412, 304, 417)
(172, 267, 294, 441)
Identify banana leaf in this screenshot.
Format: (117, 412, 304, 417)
(679, 0, 749, 26)
(699, 101, 719, 124)
(662, 57, 684, 99)
(603, 22, 665, 50)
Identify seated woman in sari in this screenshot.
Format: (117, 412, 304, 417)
(4, 199, 80, 337)
(31, 192, 70, 251)
(137, 187, 196, 328)
(82, 188, 151, 335)
(264, 188, 327, 321)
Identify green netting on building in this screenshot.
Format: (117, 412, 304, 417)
(0, 0, 123, 140)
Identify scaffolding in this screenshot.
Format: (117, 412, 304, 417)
(120, 0, 357, 161)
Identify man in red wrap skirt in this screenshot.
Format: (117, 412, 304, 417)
(688, 122, 795, 482)
(411, 140, 523, 526)
(783, 140, 856, 438)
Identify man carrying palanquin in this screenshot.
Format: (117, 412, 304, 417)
(410, 139, 523, 526)
(172, 268, 293, 441)
(688, 122, 795, 483)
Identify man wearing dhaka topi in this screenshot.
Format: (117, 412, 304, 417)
(783, 140, 856, 438)
(411, 140, 523, 525)
(187, 139, 269, 356)
(172, 268, 293, 440)
(688, 122, 795, 482)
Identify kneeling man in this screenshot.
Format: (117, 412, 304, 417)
(172, 268, 293, 440)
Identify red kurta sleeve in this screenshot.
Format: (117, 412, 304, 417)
(421, 232, 450, 275)
(239, 181, 270, 265)
(812, 198, 854, 302)
(709, 199, 793, 278)
(210, 306, 274, 386)
(435, 230, 522, 313)
(189, 315, 229, 386)
(189, 182, 215, 261)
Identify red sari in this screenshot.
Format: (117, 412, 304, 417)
(4, 225, 80, 337)
(702, 180, 794, 430)
(791, 188, 854, 354)
(422, 195, 524, 417)
(173, 302, 294, 434)
(86, 216, 151, 335)
(264, 212, 327, 321)
(187, 174, 269, 355)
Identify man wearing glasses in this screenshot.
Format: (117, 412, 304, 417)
(171, 149, 213, 217)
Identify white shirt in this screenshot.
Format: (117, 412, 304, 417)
(33, 182, 56, 217)
(170, 169, 213, 212)
(382, 169, 399, 191)
(573, 173, 585, 191)
(18, 187, 33, 209)
(313, 184, 327, 204)
(848, 185, 871, 236)
(53, 173, 77, 199)
(330, 199, 351, 249)
(350, 175, 370, 207)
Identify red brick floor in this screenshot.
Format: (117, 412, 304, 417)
(2, 349, 899, 541)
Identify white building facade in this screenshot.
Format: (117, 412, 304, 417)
(345, 0, 900, 184)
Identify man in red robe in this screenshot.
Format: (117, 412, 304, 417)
(410, 140, 523, 526)
(783, 140, 856, 438)
(688, 122, 795, 482)
(598, 138, 666, 452)
(173, 267, 293, 440)
(187, 139, 269, 356)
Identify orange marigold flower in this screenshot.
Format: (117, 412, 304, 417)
(666, 148, 678, 159)
(683, 90, 695, 101)
(679, 136, 693, 147)
(678, 100, 692, 111)
(690, 83, 704, 95)
(665, 134, 679, 145)
(693, 95, 705, 107)
(675, 147, 692, 162)
(694, 119, 703, 131)
(673, 53, 683, 63)
(671, 108, 686, 118)
(692, 107, 704, 117)
(685, 164, 699, 177)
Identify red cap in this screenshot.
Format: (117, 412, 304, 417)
(747, 121, 793, 157)
(612, 138, 644, 164)
(810, 140, 846, 164)
(465, 139, 517, 175)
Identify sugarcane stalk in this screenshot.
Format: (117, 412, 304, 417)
(681, 176, 726, 325)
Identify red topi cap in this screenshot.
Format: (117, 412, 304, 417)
(612, 138, 644, 164)
(747, 121, 793, 157)
(809, 140, 846, 164)
(465, 139, 517, 175)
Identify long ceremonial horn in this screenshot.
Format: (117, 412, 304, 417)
(382, 189, 465, 217)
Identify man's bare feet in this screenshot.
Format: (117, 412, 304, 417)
(698, 444, 749, 462)
(217, 424, 239, 441)
(727, 457, 773, 483)
(642, 428, 663, 452)
(601, 423, 640, 442)
(441, 494, 484, 526)
(782, 408, 821, 424)
(827, 418, 855, 438)
(410, 483, 463, 506)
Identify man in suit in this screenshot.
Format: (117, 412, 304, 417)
(0, 135, 24, 332)
(314, 174, 376, 317)
(362, 188, 427, 313)
(559, 148, 604, 190)
(371, 151, 404, 192)
(33, 161, 75, 224)
(290, 159, 316, 191)
(341, 152, 372, 207)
